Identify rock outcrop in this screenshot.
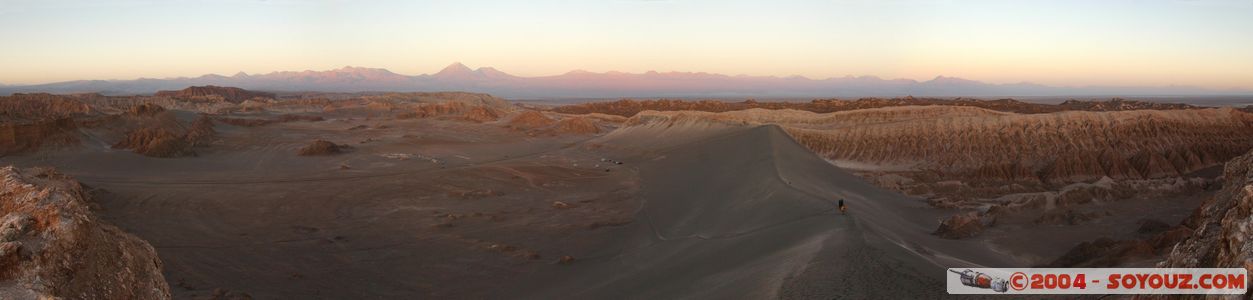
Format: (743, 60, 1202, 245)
(0, 118, 79, 156)
(0, 93, 94, 155)
(154, 86, 275, 103)
(125, 103, 167, 117)
(553, 117, 599, 134)
(112, 127, 195, 158)
(0, 93, 94, 123)
(184, 115, 217, 147)
(298, 140, 347, 156)
(462, 107, 501, 123)
(933, 211, 995, 239)
(0, 166, 170, 299)
(109, 107, 218, 157)
(1158, 149, 1253, 277)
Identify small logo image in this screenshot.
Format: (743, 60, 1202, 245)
(950, 269, 1009, 293)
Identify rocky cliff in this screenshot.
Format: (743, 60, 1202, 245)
(0, 118, 79, 156)
(1158, 149, 1253, 281)
(0, 93, 94, 123)
(0, 166, 170, 299)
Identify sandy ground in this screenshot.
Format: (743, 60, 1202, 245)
(8, 116, 644, 298)
(2, 110, 1203, 298)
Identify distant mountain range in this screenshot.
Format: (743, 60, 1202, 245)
(2, 63, 1249, 99)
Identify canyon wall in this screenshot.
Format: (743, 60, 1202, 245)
(620, 107, 1253, 187)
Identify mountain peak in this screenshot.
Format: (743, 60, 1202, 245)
(432, 62, 514, 80)
(475, 67, 513, 78)
(335, 65, 388, 73)
(438, 62, 473, 74)
(926, 75, 981, 85)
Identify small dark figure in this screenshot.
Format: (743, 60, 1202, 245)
(838, 199, 847, 214)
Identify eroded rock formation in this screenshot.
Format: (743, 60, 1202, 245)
(553, 117, 600, 134)
(298, 140, 347, 156)
(462, 107, 501, 123)
(620, 107, 1253, 187)
(185, 115, 217, 147)
(108, 104, 217, 158)
(0, 93, 94, 155)
(0, 118, 79, 156)
(0, 93, 94, 122)
(0, 166, 170, 299)
(1158, 149, 1253, 275)
(934, 211, 995, 239)
(154, 86, 275, 103)
(112, 127, 195, 157)
(553, 97, 1198, 117)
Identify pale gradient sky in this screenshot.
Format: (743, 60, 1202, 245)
(1, 0, 1251, 88)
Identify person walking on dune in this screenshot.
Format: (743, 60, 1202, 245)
(838, 198, 847, 214)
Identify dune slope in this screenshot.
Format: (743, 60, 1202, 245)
(519, 124, 1016, 298)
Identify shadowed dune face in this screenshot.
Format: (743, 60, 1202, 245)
(520, 124, 1032, 298)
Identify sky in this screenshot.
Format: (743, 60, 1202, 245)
(1, 0, 1252, 89)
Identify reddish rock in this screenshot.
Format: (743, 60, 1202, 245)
(184, 115, 216, 146)
(112, 127, 195, 158)
(126, 103, 166, 117)
(154, 86, 274, 103)
(0, 118, 79, 155)
(1159, 149, 1253, 274)
(553, 117, 600, 134)
(462, 107, 501, 123)
(0, 166, 170, 299)
(298, 140, 346, 156)
(934, 211, 994, 239)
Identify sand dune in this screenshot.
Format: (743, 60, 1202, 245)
(519, 124, 1022, 298)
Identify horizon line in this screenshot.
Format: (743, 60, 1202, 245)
(4, 62, 1250, 92)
